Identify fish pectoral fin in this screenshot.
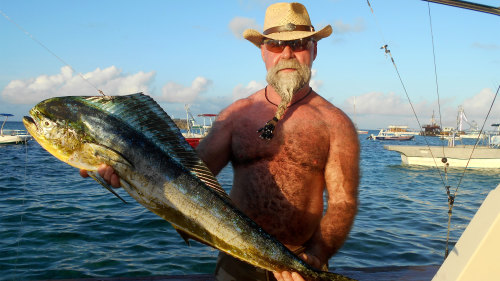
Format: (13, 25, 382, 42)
(172, 225, 213, 248)
(87, 171, 128, 204)
(173, 225, 191, 246)
(84, 143, 133, 168)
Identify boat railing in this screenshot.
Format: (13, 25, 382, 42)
(0, 129, 29, 137)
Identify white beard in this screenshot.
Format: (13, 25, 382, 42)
(266, 59, 312, 104)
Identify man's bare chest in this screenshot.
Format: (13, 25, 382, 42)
(231, 117, 330, 170)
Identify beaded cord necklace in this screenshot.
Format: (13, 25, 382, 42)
(257, 86, 313, 140)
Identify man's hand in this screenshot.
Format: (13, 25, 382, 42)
(80, 164, 121, 188)
(273, 253, 323, 281)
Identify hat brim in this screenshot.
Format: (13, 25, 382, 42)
(243, 25, 332, 48)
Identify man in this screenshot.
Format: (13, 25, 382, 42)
(82, 3, 359, 281)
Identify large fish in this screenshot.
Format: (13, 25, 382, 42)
(23, 93, 353, 281)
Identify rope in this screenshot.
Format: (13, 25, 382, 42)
(451, 84, 500, 206)
(0, 9, 105, 96)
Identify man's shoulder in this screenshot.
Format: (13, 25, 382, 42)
(309, 94, 348, 120)
(221, 90, 263, 115)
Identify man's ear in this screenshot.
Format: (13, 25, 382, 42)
(313, 41, 318, 61)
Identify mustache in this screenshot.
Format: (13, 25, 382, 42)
(269, 59, 302, 74)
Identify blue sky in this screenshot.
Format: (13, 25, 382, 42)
(1, 0, 499, 130)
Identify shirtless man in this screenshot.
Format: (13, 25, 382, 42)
(82, 3, 359, 281)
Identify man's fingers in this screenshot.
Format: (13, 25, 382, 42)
(97, 164, 107, 178)
(299, 253, 321, 269)
(103, 166, 114, 181)
(79, 169, 89, 178)
(110, 173, 121, 188)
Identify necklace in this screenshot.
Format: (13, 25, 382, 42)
(258, 86, 313, 140)
(264, 86, 313, 107)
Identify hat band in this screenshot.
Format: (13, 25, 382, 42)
(263, 23, 315, 35)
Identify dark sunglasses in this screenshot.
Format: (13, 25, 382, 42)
(262, 38, 315, 53)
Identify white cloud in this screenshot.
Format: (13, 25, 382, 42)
(344, 91, 415, 115)
(229, 17, 260, 39)
(333, 18, 365, 34)
(232, 80, 265, 101)
(1, 66, 155, 104)
(159, 77, 212, 103)
(310, 69, 323, 91)
(471, 42, 500, 50)
(340, 87, 500, 129)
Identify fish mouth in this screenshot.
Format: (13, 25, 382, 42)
(22, 116, 37, 134)
(23, 116, 35, 126)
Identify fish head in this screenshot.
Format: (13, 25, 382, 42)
(23, 96, 100, 170)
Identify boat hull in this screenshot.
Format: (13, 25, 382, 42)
(376, 135, 414, 141)
(0, 134, 31, 144)
(184, 137, 201, 148)
(385, 145, 500, 168)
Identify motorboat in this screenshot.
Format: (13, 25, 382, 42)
(0, 113, 31, 144)
(368, 128, 415, 141)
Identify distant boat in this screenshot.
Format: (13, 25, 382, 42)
(181, 105, 216, 148)
(455, 106, 488, 139)
(421, 111, 442, 136)
(386, 125, 420, 136)
(0, 113, 31, 144)
(385, 124, 500, 169)
(368, 128, 415, 141)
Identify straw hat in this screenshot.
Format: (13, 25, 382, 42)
(243, 2, 332, 48)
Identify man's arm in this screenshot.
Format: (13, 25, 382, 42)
(305, 114, 360, 265)
(195, 103, 237, 176)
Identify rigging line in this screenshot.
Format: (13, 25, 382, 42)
(443, 84, 499, 259)
(15, 137, 30, 280)
(0, 9, 105, 97)
(427, 3, 447, 159)
(367, 0, 447, 187)
(453, 83, 500, 201)
(366, 0, 388, 44)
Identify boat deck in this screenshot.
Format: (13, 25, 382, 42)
(34, 265, 439, 281)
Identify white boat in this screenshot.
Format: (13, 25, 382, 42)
(0, 113, 31, 144)
(432, 181, 500, 281)
(368, 126, 418, 140)
(455, 105, 488, 139)
(369, 129, 415, 141)
(385, 129, 500, 168)
(386, 125, 420, 136)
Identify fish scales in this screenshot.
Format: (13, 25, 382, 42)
(23, 93, 354, 281)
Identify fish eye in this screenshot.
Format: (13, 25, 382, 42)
(42, 119, 55, 128)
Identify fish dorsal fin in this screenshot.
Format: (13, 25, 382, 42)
(82, 93, 228, 198)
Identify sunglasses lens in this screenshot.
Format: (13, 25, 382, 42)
(263, 39, 313, 53)
(264, 40, 284, 52)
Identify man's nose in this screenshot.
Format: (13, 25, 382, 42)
(280, 45, 295, 59)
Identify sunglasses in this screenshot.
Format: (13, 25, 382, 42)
(262, 38, 315, 53)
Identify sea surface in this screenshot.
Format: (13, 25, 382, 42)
(2, 121, 500, 280)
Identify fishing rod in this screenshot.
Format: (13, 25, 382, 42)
(422, 0, 500, 16)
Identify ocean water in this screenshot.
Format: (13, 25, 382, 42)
(2, 121, 500, 280)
